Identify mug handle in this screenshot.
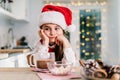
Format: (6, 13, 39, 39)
(29, 54, 35, 67)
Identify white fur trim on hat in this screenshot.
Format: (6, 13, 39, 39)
(66, 24, 76, 32)
(39, 11, 67, 30)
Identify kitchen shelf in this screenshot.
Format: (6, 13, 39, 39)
(0, 7, 17, 19)
(0, 7, 29, 22)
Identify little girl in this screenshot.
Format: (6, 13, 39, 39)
(33, 5, 76, 65)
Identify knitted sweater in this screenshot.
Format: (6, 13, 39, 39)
(32, 40, 76, 65)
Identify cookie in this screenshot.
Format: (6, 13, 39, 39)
(111, 73, 120, 80)
(79, 60, 85, 67)
(92, 69, 108, 78)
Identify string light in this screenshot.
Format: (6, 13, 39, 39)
(86, 9, 91, 12)
(81, 43, 85, 46)
(85, 38, 90, 41)
(82, 50, 86, 53)
(99, 37, 102, 40)
(91, 38, 94, 41)
(85, 2, 92, 6)
(95, 22, 101, 26)
(78, 31, 81, 35)
(86, 32, 90, 35)
(81, 21, 85, 25)
(86, 16, 90, 19)
(96, 44, 101, 48)
(86, 23, 90, 27)
(81, 29, 85, 33)
(82, 35, 85, 38)
(45, 1, 107, 7)
(85, 52, 90, 56)
(91, 52, 94, 55)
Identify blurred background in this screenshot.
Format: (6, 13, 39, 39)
(0, 0, 119, 67)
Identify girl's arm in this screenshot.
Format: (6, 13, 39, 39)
(56, 35, 76, 65)
(32, 40, 50, 59)
(38, 30, 49, 46)
(33, 30, 50, 59)
(63, 47, 76, 66)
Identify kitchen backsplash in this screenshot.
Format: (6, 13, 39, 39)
(0, 17, 13, 48)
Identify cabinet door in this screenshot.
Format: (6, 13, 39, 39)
(0, 53, 29, 67)
(11, 0, 29, 21)
(0, 57, 15, 67)
(16, 53, 29, 67)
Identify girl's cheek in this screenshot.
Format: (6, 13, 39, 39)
(57, 32, 62, 35)
(44, 31, 48, 35)
(43, 30, 46, 33)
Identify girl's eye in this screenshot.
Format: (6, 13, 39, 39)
(43, 27, 50, 30)
(55, 27, 60, 30)
(45, 28, 49, 30)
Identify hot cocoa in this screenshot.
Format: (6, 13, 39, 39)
(36, 59, 54, 69)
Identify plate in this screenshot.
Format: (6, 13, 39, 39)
(31, 68, 50, 73)
(84, 76, 110, 80)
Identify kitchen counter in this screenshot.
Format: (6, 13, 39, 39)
(0, 52, 30, 67)
(0, 68, 40, 80)
(0, 49, 30, 53)
(0, 67, 81, 80)
(0, 67, 111, 80)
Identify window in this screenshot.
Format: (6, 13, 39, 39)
(80, 9, 101, 60)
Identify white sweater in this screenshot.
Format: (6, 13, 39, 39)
(32, 41, 77, 66)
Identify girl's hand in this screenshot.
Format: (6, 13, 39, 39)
(55, 35, 71, 48)
(38, 30, 49, 46)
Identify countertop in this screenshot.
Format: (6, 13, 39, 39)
(0, 68, 40, 80)
(0, 67, 82, 80)
(0, 67, 110, 80)
(0, 49, 30, 53)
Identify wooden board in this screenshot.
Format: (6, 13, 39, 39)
(0, 49, 30, 53)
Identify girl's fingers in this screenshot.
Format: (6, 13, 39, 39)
(40, 30, 49, 41)
(55, 39, 58, 45)
(40, 29, 43, 35)
(39, 30, 43, 38)
(41, 30, 47, 37)
(38, 30, 42, 37)
(55, 39, 59, 45)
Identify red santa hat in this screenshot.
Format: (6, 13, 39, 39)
(39, 5, 75, 32)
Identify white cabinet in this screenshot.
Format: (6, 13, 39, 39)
(0, 7, 16, 20)
(10, 0, 29, 22)
(16, 53, 29, 67)
(0, 0, 29, 22)
(0, 56, 15, 67)
(0, 53, 29, 67)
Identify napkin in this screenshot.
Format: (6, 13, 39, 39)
(37, 72, 81, 80)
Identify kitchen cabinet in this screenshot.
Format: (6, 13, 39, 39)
(0, 56, 15, 67)
(0, 7, 16, 20)
(0, 0, 29, 22)
(10, 0, 29, 22)
(16, 53, 29, 67)
(0, 52, 29, 67)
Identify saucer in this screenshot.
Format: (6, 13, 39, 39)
(31, 68, 50, 73)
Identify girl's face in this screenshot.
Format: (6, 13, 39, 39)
(41, 23, 64, 43)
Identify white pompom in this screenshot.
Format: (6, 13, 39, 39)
(66, 24, 76, 32)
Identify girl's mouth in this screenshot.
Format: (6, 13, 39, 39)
(49, 42, 56, 46)
(49, 36, 56, 38)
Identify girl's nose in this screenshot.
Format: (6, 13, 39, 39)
(50, 29, 56, 35)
